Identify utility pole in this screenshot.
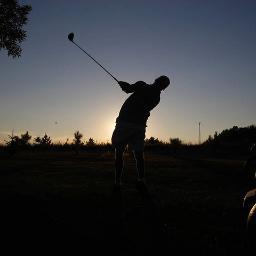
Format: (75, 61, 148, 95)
(199, 122, 201, 144)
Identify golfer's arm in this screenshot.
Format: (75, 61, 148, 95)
(119, 81, 144, 93)
(119, 82, 136, 93)
(125, 83, 137, 93)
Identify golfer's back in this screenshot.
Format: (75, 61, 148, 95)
(116, 84, 161, 126)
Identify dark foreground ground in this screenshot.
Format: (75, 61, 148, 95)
(0, 151, 255, 255)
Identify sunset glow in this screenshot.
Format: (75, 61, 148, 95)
(1, 0, 255, 145)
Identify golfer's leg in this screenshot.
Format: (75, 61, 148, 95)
(115, 148, 125, 185)
(134, 151, 145, 181)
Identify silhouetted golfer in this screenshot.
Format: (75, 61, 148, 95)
(112, 75, 170, 190)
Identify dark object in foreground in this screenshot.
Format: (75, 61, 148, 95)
(243, 188, 256, 217)
(0, 199, 80, 254)
(243, 188, 256, 252)
(246, 203, 256, 251)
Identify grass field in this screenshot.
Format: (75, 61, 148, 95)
(0, 151, 254, 255)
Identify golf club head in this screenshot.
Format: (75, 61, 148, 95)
(68, 32, 74, 42)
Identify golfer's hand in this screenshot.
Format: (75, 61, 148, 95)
(118, 81, 132, 93)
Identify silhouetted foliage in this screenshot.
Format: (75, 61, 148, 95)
(20, 131, 32, 145)
(170, 138, 182, 146)
(5, 131, 31, 146)
(0, 0, 32, 58)
(73, 131, 83, 154)
(5, 132, 19, 146)
(212, 126, 256, 144)
(145, 137, 162, 145)
(1, 125, 256, 158)
(34, 133, 52, 148)
(170, 137, 182, 155)
(73, 131, 83, 145)
(204, 125, 256, 156)
(86, 137, 95, 147)
(5, 131, 19, 155)
(144, 137, 168, 153)
(4, 131, 31, 155)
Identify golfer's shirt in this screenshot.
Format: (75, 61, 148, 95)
(116, 82, 161, 127)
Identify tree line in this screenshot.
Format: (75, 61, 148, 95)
(4, 130, 96, 149)
(1, 130, 184, 155)
(203, 125, 256, 156)
(3, 131, 182, 148)
(1, 125, 255, 157)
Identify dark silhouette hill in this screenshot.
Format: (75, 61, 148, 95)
(204, 125, 256, 156)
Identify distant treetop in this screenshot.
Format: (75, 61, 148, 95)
(205, 125, 256, 145)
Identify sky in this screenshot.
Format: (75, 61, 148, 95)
(0, 0, 256, 144)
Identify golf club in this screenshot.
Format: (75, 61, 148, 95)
(68, 32, 119, 83)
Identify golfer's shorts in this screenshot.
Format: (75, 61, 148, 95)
(111, 122, 146, 152)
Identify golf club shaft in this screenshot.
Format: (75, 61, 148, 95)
(71, 41, 119, 83)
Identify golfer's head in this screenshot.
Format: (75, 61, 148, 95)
(154, 75, 170, 91)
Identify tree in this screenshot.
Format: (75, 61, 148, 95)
(73, 131, 83, 154)
(170, 137, 182, 155)
(5, 131, 20, 155)
(170, 138, 182, 146)
(5, 130, 31, 146)
(4, 130, 31, 155)
(86, 138, 95, 147)
(206, 135, 213, 144)
(20, 131, 31, 145)
(73, 131, 83, 146)
(34, 133, 52, 147)
(5, 131, 20, 147)
(145, 137, 160, 145)
(0, 0, 32, 58)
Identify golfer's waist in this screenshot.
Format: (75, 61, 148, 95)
(115, 120, 147, 129)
